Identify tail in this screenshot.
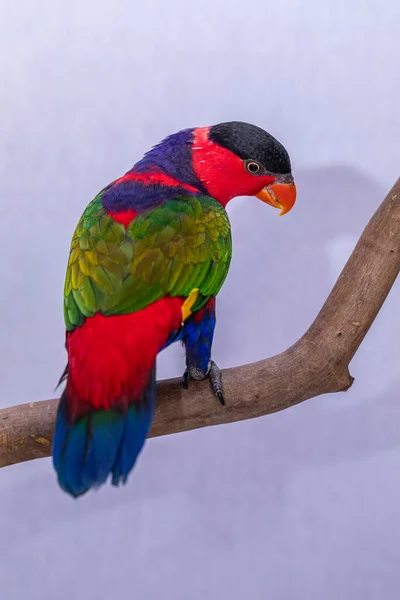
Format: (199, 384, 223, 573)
(53, 297, 184, 497)
(52, 365, 156, 498)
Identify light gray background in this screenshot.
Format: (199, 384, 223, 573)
(1, 1, 399, 598)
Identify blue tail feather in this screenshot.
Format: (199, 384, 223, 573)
(111, 367, 156, 486)
(52, 366, 156, 498)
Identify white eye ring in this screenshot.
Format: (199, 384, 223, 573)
(246, 161, 261, 174)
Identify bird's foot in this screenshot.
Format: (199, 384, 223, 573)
(182, 361, 225, 406)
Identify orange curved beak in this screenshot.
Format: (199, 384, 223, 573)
(256, 181, 297, 216)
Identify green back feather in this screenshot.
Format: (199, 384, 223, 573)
(64, 192, 232, 331)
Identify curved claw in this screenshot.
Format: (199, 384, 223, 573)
(216, 391, 225, 406)
(182, 370, 190, 390)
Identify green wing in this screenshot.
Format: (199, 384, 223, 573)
(64, 192, 232, 331)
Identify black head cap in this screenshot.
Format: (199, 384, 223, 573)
(209, 121, 291, 175)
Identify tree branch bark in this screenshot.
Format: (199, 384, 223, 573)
(1, 179, 399, 469)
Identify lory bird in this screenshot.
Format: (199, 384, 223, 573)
(53, 121, 296, 497)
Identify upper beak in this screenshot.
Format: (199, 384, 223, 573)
(256, 179, 297, 216)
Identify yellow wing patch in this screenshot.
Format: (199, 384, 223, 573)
(181, 288, 199, 322)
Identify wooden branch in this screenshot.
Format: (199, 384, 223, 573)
(1, 179, 399, 469)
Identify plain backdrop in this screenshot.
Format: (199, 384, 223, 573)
(0, 1, 399, 598)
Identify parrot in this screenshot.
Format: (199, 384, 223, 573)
(52, 121, 296, 497)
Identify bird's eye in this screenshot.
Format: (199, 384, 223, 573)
(246, 161, 261, 174)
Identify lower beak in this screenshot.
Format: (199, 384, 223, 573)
(256, 181, 297, 215)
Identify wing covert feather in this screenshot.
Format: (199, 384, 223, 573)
(64, 193, 231, 330)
